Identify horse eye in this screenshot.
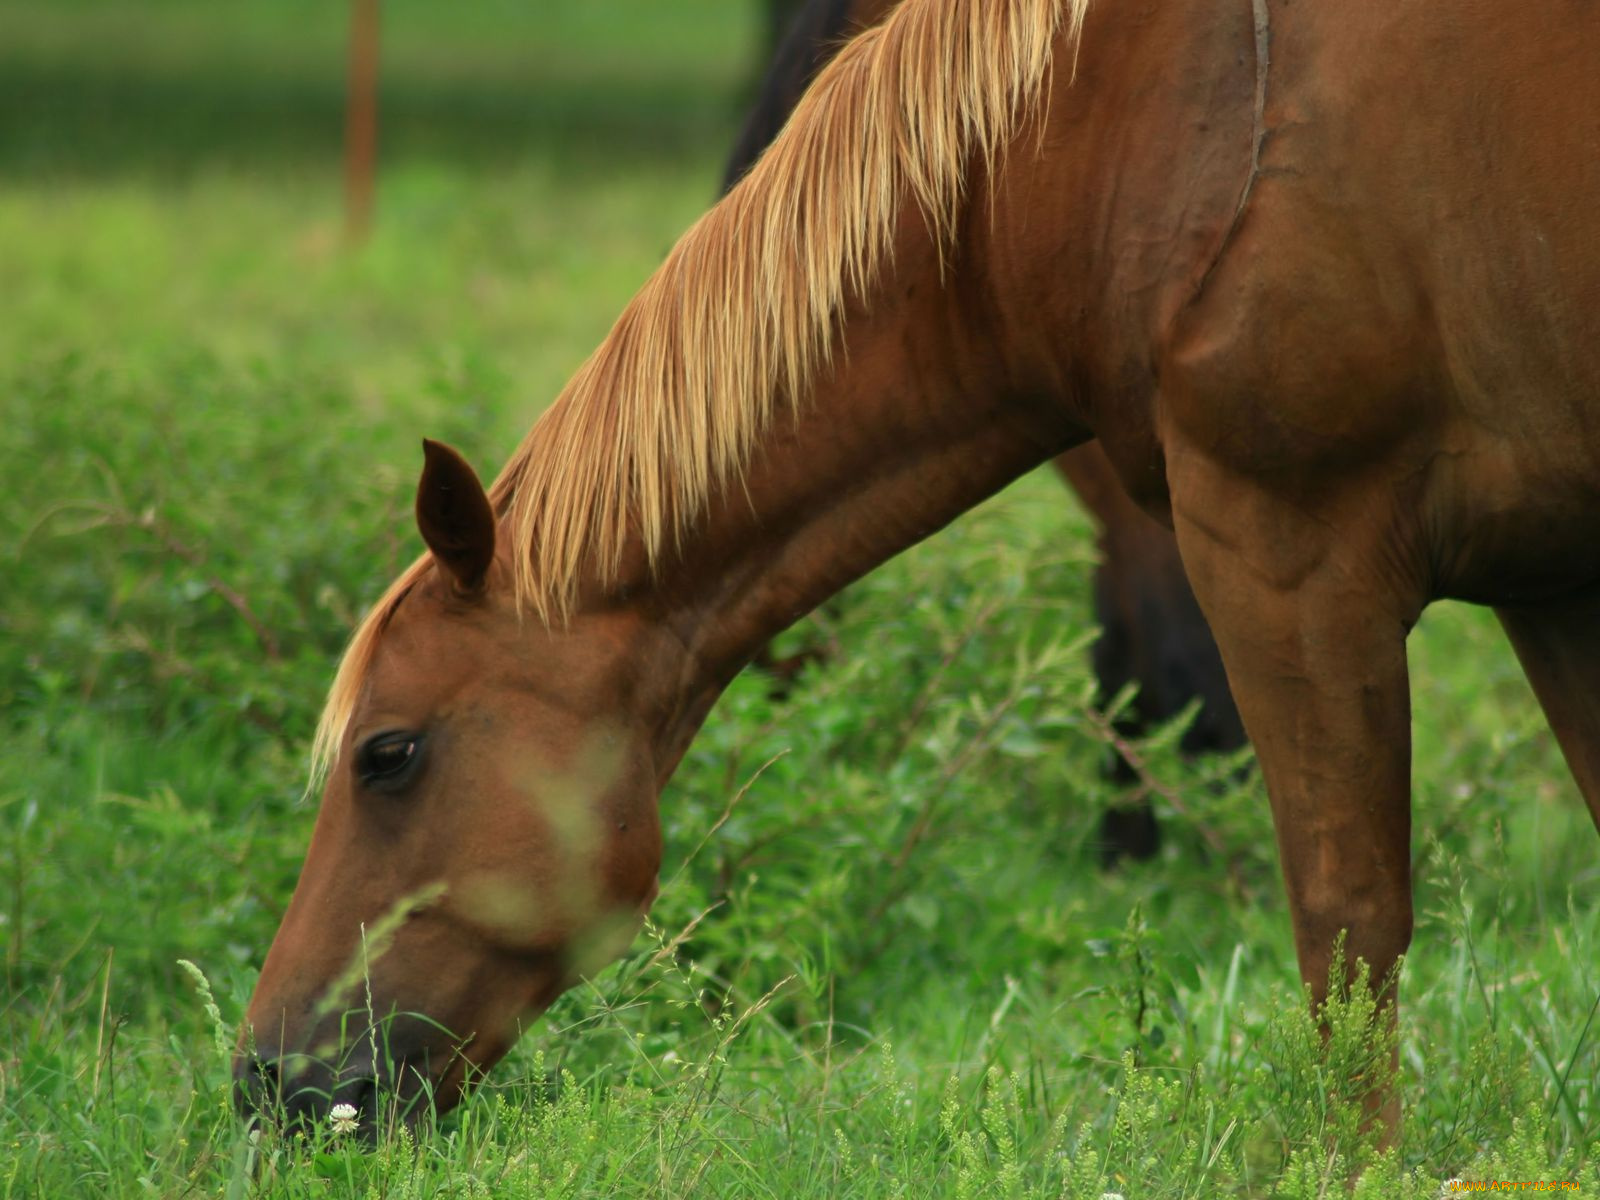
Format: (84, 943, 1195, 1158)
(356, 732, 423, 789)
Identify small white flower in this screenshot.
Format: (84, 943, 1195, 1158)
(1101, 1193, 1126, 1200)
(328, 1102, 359, 1136)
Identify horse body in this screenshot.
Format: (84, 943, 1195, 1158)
(1148, 2, 1600, 1071)
(240, 0, 1600, 1138)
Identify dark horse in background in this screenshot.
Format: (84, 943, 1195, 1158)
(239, 0, 1600, 1146)
(729, 0, 1246, 864)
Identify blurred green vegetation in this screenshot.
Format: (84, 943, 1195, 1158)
(2, 1, 755, 177)
(1, 2, 1597, 1195)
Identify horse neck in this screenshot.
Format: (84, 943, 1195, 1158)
(615, 219, 1083, 778)
(577, 0, 1264, 778)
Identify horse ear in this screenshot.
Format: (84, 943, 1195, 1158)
(416, 439, 496, 595)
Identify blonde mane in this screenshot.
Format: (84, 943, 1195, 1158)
(312, 0, 1084, 781)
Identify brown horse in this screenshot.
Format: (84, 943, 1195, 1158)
(238, 0, 1600, 1141)
(729, 0, 1245, 865)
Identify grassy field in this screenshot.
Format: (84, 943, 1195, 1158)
(3, 3, 1599, 1195)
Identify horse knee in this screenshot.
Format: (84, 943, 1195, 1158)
(1291, 877, 1413, 990)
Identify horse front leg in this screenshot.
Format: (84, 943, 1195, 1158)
(1169, 458, 1424, 1144)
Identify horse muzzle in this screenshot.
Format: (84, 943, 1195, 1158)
(231, 1018, 469, 1141)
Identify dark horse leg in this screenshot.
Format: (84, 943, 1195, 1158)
(1171, 454, 1418, 1142)
(1055, 445, 1246, 865)
(1497, 594, 1600, 816)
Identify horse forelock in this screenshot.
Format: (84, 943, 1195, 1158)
(311, 0, 1084, 783)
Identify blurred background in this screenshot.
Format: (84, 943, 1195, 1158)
(1, 0, 788, 405)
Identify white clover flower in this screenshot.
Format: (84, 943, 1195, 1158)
(1101, 1193, 1126, 1200)
(328, 1102, 359, 1136)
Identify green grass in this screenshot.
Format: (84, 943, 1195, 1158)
(2, 3, 1598, 1195)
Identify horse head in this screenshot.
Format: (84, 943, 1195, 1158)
(234, 441, 663, 1135)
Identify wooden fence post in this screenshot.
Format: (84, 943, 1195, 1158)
(344, 0, 381, 243)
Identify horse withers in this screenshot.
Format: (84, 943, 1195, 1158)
(238, 0, 1600, 1142)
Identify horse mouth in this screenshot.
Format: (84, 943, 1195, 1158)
(233, 1030, 479, 1141)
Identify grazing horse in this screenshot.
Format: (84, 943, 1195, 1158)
(729, 0, 1244, 864)
(238, 0, 1600, 1143)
